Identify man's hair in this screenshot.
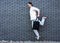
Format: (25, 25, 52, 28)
(28, 2, 33, 6)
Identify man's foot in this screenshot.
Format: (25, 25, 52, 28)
(35, 36, 41, 40)
(42, 17, 47, 19)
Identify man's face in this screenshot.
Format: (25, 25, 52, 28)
(27, 4, 31, 8)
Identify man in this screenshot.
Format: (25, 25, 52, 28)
(27, 2, 47, 40)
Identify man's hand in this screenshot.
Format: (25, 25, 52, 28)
(38, 14, 40, 17)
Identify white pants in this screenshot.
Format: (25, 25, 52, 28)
(31, 17, 46, 37)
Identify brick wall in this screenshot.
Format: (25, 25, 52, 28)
(0, 0, 60, 41)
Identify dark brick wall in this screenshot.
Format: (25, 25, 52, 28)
(0, 0, 60, 41)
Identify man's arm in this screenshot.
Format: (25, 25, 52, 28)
(34, 7, 40, 17)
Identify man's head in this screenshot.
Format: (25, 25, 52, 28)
(27, 2, 33, 8)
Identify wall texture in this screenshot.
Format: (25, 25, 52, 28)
(0, 0, 60, 41)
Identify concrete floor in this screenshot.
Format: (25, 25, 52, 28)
(0, 40, 60, 43)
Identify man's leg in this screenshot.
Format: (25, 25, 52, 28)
(32, 20, 40, 40)
(33, 29, 40, 40)
(38, 17, 47, 26)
